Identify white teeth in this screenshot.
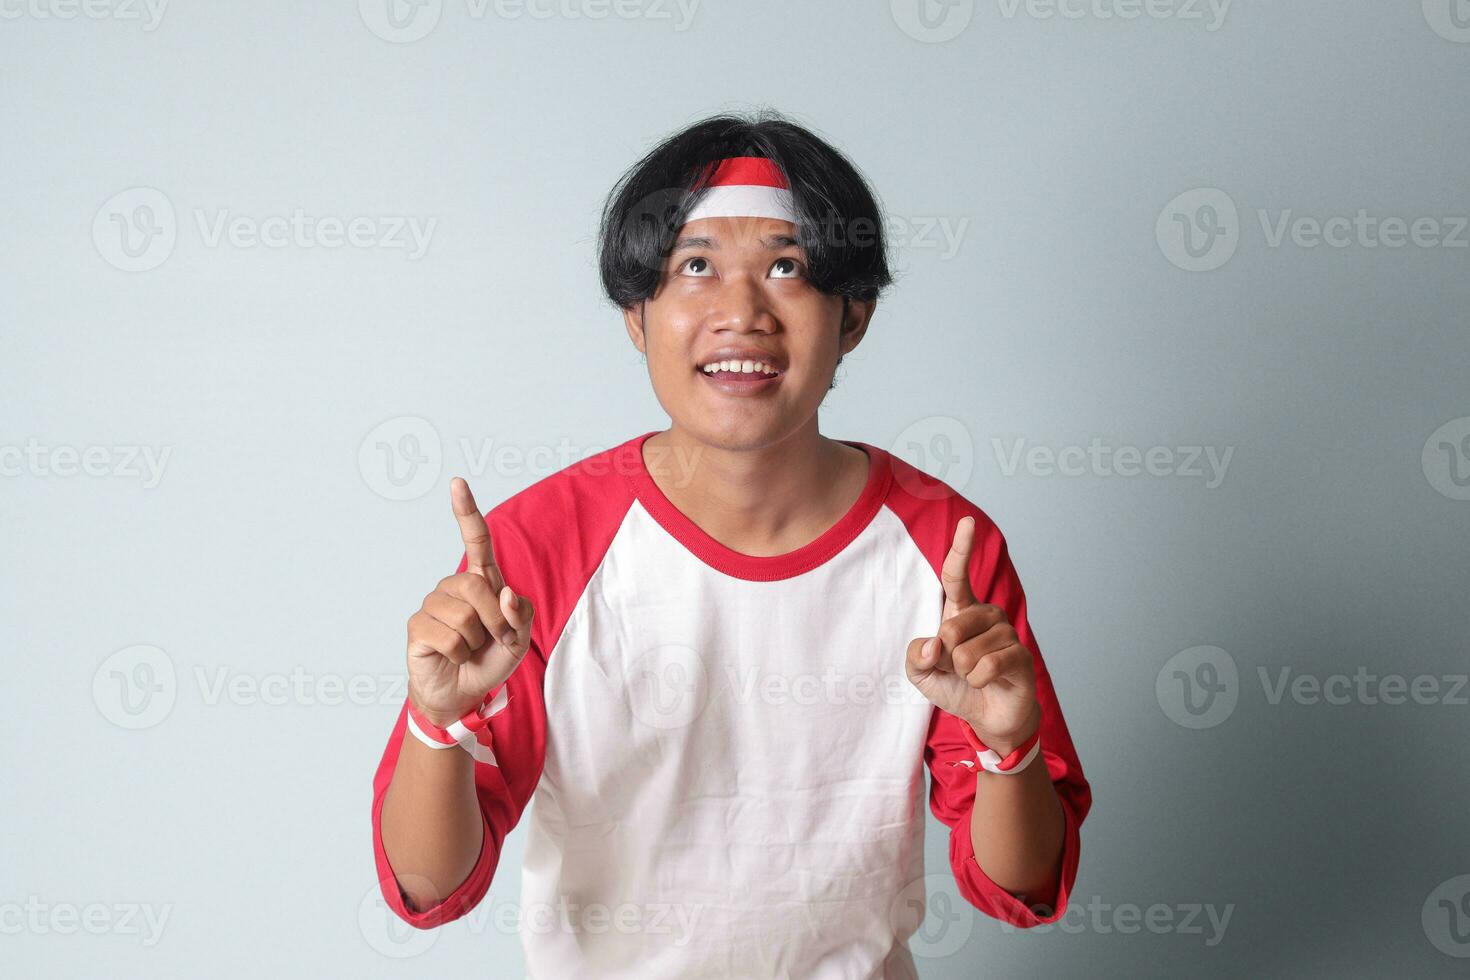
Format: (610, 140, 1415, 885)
(700, 359, 780, 375)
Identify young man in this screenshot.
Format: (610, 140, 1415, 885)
(371, 112, 1091, 978)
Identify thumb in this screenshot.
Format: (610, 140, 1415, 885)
(500, 585, 534, 639)
(939, 515, 978, 613)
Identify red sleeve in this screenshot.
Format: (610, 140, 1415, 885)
(367, 454, 636, 928)
(923, 526, 1091, 928)
(368, 515, 549, 929)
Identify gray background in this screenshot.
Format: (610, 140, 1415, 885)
(3, 0, 1468, 976)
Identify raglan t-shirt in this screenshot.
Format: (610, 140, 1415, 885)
(370, 430, 1091, 979)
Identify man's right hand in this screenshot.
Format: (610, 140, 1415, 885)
(406, 477, 535, 728)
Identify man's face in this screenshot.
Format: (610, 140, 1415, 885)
(623, 215, 874, 450)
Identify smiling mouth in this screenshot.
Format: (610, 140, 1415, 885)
(695, 363, 784, 393)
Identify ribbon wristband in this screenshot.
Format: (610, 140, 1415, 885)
(961, 721, 1042, 775)
(406, 687, 508, 752)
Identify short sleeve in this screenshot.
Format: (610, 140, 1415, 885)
(368, 519, 550, 928)
(923, 530, 1092, 928)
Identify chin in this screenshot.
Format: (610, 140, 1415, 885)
(673, 413, 803, 454)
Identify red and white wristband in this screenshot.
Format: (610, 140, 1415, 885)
(405, 687, 509, 763)
(961, 722, 1042, 775)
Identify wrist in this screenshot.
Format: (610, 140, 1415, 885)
(414, 702, 465, 730)
(405, 687, 507, 752)
(407, 683, 492, 730)
(961, 707, 1042, 773)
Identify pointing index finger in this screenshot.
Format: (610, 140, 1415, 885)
(940, 515, 977, 610)
(450, 477, 498, 579)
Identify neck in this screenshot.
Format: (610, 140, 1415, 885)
(642, 422, 869, 557)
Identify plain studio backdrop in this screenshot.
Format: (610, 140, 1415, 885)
(3, 1, 1468, 977)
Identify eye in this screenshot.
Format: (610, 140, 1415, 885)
(770, 257, 804, 279)
(678, 256, 714, 277)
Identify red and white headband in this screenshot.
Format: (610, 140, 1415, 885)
(684, 156, 798, 225)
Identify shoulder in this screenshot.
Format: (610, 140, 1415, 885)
(472, 435, 644, 652)
(876, 444, 1009, 557)
(485, 438, 637, 536)
(477, 434, 640, 592)
(872, 443, 1034, 609)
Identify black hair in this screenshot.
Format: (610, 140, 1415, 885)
(597, 109, 894, 313)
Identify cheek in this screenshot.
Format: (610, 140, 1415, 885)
(642, 312, 699, 378)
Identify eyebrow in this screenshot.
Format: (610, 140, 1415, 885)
(668, 234, 802, 254)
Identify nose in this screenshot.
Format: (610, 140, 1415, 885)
(705, 274, 776, 334)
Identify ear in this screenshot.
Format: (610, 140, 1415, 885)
(622, 302, 647, 354)
(837, 297, 876, 356)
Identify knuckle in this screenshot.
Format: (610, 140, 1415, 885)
(450, 605, 478, 633)
(460, 573, 492, 601)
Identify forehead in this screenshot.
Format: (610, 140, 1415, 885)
(672, 215, 802, 250)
